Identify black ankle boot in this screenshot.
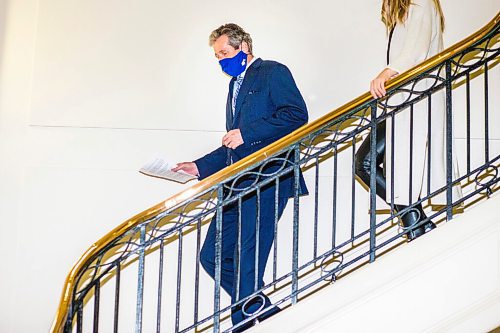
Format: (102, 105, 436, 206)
(398, 205, 436, 241)
(414, 204, 437, 234)
(399, 207, 426, 241)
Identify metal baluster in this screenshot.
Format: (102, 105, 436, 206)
(273, 179, 280, 282)
(409, 104, 414, 202)
(254, 188, 261, 292)
(213, 186, 224, 332)
(427, 95, 432, 197)
(391, 110, 396, 218)
(332, 145, 338, 248)
(351, 138, 356, 240)
(369, 103, 378, 262)
(135, 226, 146, 333)
(93, 281, 100, 333)
(291, 147, 300, 304)
(114, 264, 121, 333)
(194, 219, 202, 328)
(314, 157, 320, 259)
(156, 240, 164, 333)
(484, 62, 489, 163)
(235, 197, 242, 302)
(175, 232, 183, 333)
(77, 304, 83, 333)
(445, 61, 454, 220)
(466, 72, 471, 174)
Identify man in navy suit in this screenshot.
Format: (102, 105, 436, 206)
(173, 23, 308, 331)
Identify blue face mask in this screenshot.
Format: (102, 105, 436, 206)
(219, 50, 247, 77)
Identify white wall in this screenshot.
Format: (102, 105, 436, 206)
(0, 1, 498, 332)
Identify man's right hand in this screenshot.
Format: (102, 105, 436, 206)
(172, 162, 199, 177)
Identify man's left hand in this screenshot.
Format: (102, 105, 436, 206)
(222, 129, 244, 149)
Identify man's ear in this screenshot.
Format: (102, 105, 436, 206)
(241, 41, 250, 54)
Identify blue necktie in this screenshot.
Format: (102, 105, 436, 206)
(227, 75, 244, 166)
(232, 75, 244, 116)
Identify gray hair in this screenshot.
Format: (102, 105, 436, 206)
(209, 23, 253, 54)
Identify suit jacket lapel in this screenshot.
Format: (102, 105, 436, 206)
(226, 77, 236, 130)
(233, 58, 262, 126)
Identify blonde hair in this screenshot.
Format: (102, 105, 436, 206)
(381, 0, 445, 32)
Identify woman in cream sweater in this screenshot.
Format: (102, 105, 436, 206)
(355, 0, 462, 241)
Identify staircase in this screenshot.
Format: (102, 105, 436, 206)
(51, 14, 500, 333)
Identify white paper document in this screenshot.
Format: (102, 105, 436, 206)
(140, 157, 197, 184)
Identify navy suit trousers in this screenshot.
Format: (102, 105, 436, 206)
(200, 188, 288, 325)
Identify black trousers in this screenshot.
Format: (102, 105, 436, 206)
(355, 121, 389, 202)
(354, 121, 429, 229)
(200, 189, 287, 326)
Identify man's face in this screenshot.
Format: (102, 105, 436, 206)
(213, 35, 240, 61)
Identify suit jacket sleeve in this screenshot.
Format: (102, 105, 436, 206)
(193, 146, 227, 180)
(239, 64, 308, 144)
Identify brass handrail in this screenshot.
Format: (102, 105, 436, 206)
(51, 13, 500, 332)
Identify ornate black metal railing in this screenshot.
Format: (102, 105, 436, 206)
(52, 14, 499, 333)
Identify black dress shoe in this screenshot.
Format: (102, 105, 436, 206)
(231, 306, 282, 332)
